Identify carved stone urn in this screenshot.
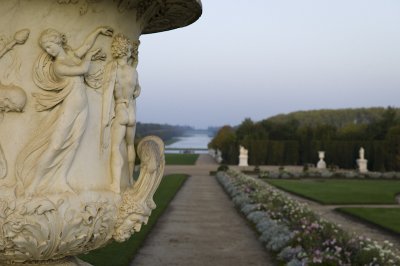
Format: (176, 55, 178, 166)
(0, 1, 202, 265)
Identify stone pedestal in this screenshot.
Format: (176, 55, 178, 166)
(357, 159, 368, 173)
(317, 151, 326, 169)
(239, 155, 249, 167)
(0, 1, 202, 265)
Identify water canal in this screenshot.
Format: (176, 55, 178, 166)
(165, 134, 211, 154)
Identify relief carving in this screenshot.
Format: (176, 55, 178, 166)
(0, 0, 202, 263)
(58, 0, 105, 15)
(113, 136, 164, 242)
(57, 0, 202, 32)
(0, 29, 30, 60)
(113, 0, 202, 34)
(142, 0, 202, 34)
(0, 29, 29, 180)
(102, 33, 141, 193)
(0, 193, 118, 263)
(0, 84, 27, 113)
(16, 27, 113, 197)
(0, 146, 5, 179)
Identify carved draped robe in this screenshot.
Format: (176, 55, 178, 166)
(16, 52, 89, 195)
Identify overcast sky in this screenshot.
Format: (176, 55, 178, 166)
(137, 0, 400, 129)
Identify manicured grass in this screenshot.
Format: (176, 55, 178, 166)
(266, 179, 400, 204)
(78, 174, 188, 266)
(165, 153, 199, 165)
(338, 207, 400, 234)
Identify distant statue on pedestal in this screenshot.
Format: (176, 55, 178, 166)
(357, 147, 368, 173)
(238, 145, 249, 167)
(317, 151, 326, 169)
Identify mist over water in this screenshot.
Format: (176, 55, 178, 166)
(166, 134, 211, 152)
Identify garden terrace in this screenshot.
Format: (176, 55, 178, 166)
(217, 169, 400, 265)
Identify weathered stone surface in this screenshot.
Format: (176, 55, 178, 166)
(0, 0, 201, 264)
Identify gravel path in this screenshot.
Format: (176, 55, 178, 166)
(130, 155, 275, 266)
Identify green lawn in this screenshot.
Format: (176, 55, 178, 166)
(78, 174, 188, 266)
(338, 207, 400, 234)
(267, 179, 400, 204)
(165, 153, 199, 165)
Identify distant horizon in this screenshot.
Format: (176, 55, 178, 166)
(138, 104, 398, 129)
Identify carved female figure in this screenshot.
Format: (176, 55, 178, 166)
(16, 27, 113, 196)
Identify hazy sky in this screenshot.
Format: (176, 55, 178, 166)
(137, 0, 400, 129)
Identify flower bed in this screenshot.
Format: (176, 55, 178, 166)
(217, 169, 400, 265)
(258, 169, 400, 179)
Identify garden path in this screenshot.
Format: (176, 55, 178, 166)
(130, 155, 275, 266)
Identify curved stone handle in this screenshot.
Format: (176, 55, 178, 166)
(113, 136, 165, 242)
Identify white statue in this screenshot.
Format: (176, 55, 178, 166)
(240, 145, 248, 156)
(238, 145, 249, 167)
(216, 149, 223, 163)
(359, 147, 365, 160)
(16, 27, 113, 196)
(317, 151, 326, 169)
(102, 34, 141, 193)
(357, 147, 368, 173)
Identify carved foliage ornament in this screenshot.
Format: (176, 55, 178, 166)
(0, 137, 165, 263)
(0, 193, 118, 263)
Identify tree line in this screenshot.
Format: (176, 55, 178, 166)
(209, 107, 400, 171)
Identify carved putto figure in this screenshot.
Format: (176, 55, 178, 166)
(16, 27, 113, 196)
(102, 33, 141, 193)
